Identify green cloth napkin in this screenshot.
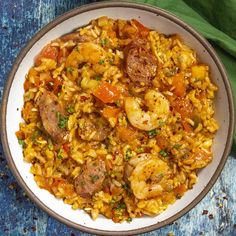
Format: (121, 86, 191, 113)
(135, 0, 236, 143)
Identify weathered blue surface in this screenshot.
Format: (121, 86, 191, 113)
(0, 1, 236, 235)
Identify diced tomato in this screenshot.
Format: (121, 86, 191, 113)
(35, 44, 59, 66)
(172, 98, 193, 119)
(93, 82, 120, 103)
(172, 73, 186, 97)
(102, 107, 121, 119)
(15, 130, 25, 140)
(117, 126, 137, 143)
(131, 19, 149, 37)
(23, 80, 32, 91)
(156, 135, 169, 149)
(51, 178, 65, 187)
(62, 142, 70, 154)
(174, 184, 187, 198)
(22, 101, 34, 123)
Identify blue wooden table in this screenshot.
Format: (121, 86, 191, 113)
(1, 1, 236, 235)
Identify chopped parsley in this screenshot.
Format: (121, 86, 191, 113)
(18, 139, 25, 147)
(90, 174, 99, 183)
(116, 202, 126, 210)
(99, 59, 105, 65)
(66, 67, 74, 73)
(147, 129, 159, 138)
(136, 147, 144, 153)
(100, 38, 108, 46)
(94, 75, 102, 81)
(125, 148, 132, 161)
(56, 112, 68, 129)
(159, 149, 169, 157)
(67, 105, 75, 114)
(126, 217, 132, 223)
(57, 148, 63, 159)
(109, 59, 114, 65)
(173, 144, 182, 150)
(31, 130, 39, 142)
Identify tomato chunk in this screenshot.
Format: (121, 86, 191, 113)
(35, 44, 59, 66)
(93, 82, 120, 103)
(172, 73, 186, 97)
(102, 107, 121, 119)
(172, 98, 193, 119)
(131, 19, 149, 37)
(117, 126, 137, 143)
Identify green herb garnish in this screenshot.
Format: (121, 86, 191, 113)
(94, 75, 102, 81)
(159, 149, 169, 157)
(18, 139, 25, 147)
(116, 202, 126, 210)
(100, 38, 108, 46)
(67, 105, 75, 114)
(99, 59, 105, 65)
(31, 130, 39, 142)
(126, 217, 132, 223)
(109, 59, 114, 65)
(57, 148, 63, 159)
(125, 148, 132, 161)
(66, 67, 74, 73)
(136, 147, 144, 153)
(56, 112, 68, 129)
(147, 129, 158, 138)
(173, 144, 182, 150)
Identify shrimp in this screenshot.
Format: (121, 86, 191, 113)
(129, 157, 171, 200)
(124, 153, 151, 181)
(124, 90, 170, 131)
(66, 42, 106, 68)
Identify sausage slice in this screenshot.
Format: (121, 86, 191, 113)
(74, 159, 106, 198)
(125, 39, 157, 84)
(37, 91, 68, 144)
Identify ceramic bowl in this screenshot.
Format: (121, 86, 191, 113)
(1, 2, 235, 235)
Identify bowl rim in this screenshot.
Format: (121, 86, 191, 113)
(0, 1, 235, 235)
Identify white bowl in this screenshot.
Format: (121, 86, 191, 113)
(1, 2, 235, 235)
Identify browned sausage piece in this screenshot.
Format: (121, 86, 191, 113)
(125, 40, 157, 84)
(78, 113, 111, 142)
(60, 31, 94, 43)
(74, 159, 106, 198)
(38, 91, 68, 144)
